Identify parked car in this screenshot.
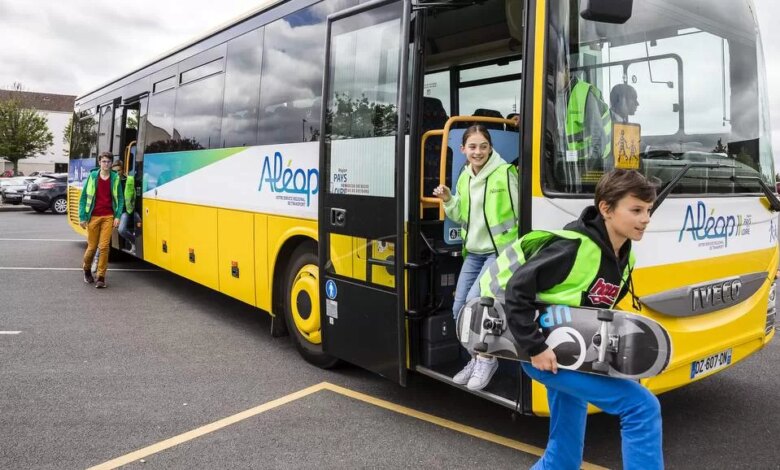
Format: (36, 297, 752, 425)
(1, 176, 36, 205)
(22, 173, 68, 214)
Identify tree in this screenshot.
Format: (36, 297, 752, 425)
(326, 93, 398, 139)
(712, 138, 728, 154)
(0, 98, 54, 172)
(63, 110, 98, 158)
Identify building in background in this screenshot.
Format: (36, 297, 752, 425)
(0, 90, 75, 175)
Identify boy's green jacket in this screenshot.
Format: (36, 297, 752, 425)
(78, 169, 124, 222)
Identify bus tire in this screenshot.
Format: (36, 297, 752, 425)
(282, 244, 339, 369)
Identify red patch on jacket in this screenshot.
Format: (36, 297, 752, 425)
(587, 278, 620, 306)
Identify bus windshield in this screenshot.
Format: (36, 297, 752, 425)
(543, 0, 775, 196)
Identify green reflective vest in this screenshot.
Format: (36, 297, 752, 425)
(79, 170, 122, 222)
(480, 230, 635, 307)
(124, 174, 135, 213)
(456, 163, 518, 254)
(565, 80, 612, 160)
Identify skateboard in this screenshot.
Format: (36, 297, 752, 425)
(456, 297, 672, 379)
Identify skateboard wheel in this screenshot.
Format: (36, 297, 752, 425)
(597, 309, 614, 322)
(474, 342, 488, 353)
(480, 297, 494, 307)
(592, 360, 609, 373)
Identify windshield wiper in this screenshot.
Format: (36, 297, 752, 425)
(651, 162, 729, 215)
(650, 162, 780, 214)
(731, 175, 780, 212)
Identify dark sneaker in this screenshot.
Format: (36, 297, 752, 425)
(95, 277, 106, 288)
(84, 270, 95, 284)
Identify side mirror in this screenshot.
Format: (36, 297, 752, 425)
(580, 0, 633, 24)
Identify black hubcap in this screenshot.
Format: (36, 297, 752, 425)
(296, 290, 312, 320)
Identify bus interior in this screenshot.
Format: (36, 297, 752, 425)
(407, 0, 530, 409)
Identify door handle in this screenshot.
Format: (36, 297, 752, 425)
(331, 208, 346, 227)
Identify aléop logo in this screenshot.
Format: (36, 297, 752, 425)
(678, 200, 751, 249)
(258, 151, 319, 207)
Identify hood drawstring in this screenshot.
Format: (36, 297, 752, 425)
(627, 267, 642, 311)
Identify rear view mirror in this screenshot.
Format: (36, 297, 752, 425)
(580, 0, 633, 24)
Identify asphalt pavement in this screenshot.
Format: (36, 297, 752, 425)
(0, 211, 778, 469)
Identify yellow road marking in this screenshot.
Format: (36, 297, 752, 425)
(87, 383, 329, 470)
(321, 383, 608, 470)
(88, 382, 608, 470)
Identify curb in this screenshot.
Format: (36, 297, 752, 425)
(0, 204, 31, 212)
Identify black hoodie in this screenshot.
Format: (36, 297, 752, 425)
(503, 206, 633, 356)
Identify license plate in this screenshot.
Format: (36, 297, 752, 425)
(690, 348, 732, 379)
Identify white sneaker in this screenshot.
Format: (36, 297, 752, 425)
(452, 357, 476, 385)
(467, 356, 498, 390)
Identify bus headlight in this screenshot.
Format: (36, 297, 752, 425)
(766, 281, 776, 335)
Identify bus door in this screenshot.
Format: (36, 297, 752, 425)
(119, 95, 147, 257)
(319, 0, 411, 384)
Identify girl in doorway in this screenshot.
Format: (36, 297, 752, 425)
(432, 124, 519, 390)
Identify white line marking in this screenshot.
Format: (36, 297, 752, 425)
(0, 238, 83, 242)
(0, 331, 21, 335)
(0, 267, 160, 272)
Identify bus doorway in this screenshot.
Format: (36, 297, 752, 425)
(407, 0, 528, 410)
(319, 0, 412, 384)
(116, 97, 146, 257)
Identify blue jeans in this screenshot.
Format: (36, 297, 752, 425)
(452, 252, 496, 321)
(522, 363, 663, 470)
(118, 212, 138, 242)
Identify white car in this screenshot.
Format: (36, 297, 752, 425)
(0, 177, 36, 204)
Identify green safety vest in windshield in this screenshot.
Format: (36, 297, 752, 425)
(479, 230, 634, 307)
(565, 80, 612, 160)
(456, 163, 518, 253)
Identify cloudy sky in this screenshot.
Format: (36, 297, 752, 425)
(1, 0, 779, 167)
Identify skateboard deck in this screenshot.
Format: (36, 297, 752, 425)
(456, 297, 672, 379)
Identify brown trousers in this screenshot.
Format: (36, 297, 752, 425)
(82, 215, 114, 277)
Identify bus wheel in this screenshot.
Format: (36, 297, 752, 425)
(283, 245, 339, 368)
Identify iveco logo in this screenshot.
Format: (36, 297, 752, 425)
(692, 279, 742, 312)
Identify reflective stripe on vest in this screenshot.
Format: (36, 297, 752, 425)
(479, 230, 635, 307)
(84, 174, 96, 212)
(565, 80, 612, 160)
(456, 163, 518, 253)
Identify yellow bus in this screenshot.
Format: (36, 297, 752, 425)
(66, 0, 777, 415)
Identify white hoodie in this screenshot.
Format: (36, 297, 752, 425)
(443, 150, 519, 254)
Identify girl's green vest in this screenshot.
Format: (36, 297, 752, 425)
(455, 163, 518, 254)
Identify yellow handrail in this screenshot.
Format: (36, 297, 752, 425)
(419, 129, 445, 218)
(420, 116, 516, 221)
(124, 140, 136, 175)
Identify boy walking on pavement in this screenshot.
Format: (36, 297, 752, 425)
(79, 151, 124, 288)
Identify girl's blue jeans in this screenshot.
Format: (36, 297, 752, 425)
(452, 252, 496, 321)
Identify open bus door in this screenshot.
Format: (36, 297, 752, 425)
(119, 95, 147, 258)
(319, 0, 411, 384)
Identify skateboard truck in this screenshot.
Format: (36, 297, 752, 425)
(591, 309, 615, 373)
(474, 297, 504, 353)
